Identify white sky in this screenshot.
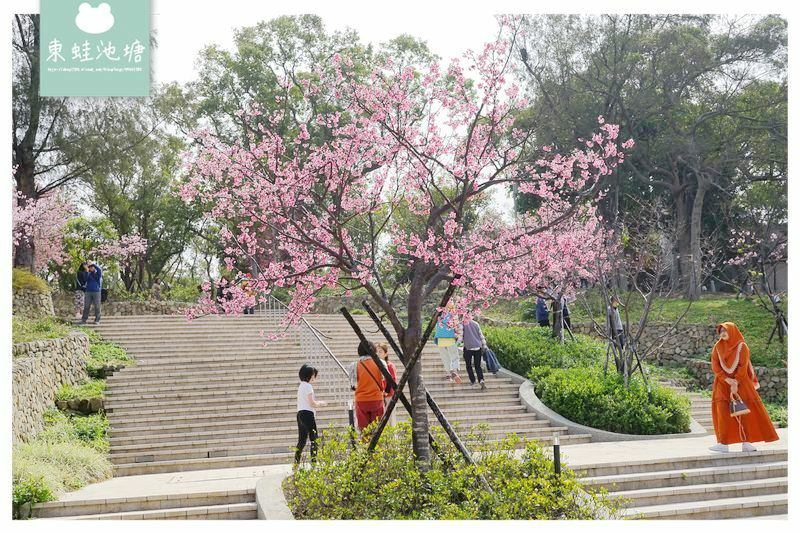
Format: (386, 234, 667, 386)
(151, 1, 501, 86)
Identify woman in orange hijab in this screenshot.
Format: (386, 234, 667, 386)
(709, 322, 778, 452)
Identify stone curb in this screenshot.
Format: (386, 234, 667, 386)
(497, 368, 708, 442)
(255, 473, 294, 520)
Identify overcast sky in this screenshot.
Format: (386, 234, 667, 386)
(151, 1, 501, 85)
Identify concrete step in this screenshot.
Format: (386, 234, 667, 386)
(105, 388, 523, 410)
(574, 449, 787, 477)
(624, 493, 788, 519)
(112, 433, 592, 476)
(105, 387, 520, 405)
(582, 461, 787, 492)
(109, 425, 570, 456)
(107, 400, 531, 420)
(70, 502, 258, 520)
(33, 489, 254, 518)
(610, 476, 788, 507)
(108, 407, 543, 430)
(105, 375, 518, 393)
(110, 452, 282, 476)
(109, 417, 556, 444)
(109, 415, 549, 438)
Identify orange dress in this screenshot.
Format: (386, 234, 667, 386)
(711, 322, 779, 445)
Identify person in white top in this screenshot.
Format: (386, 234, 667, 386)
(295, 364, 327, 465)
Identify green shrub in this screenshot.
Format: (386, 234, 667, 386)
(12, 475, 52, 519)
(12, 268, 51, 294)
(38, 409, 109, 452)
(13, 410, 111, 518)
(484, 326, 605, 375)
(56, 379, 106, 402)
(12, 317, 71, 345)
(285, 423, 621, 519)
(529, 367, 691, 435)
(764, 401, 788, 428)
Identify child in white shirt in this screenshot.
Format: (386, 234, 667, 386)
(296, 364, 327, 464)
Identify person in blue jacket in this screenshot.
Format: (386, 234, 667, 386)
(535, 297, 549, 327)
(80, 260, 103, 324)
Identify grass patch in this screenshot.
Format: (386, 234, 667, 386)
(71, 326, 134, 377)
(86, 341, 134, 377)
(55, 379, 106, 402)
(486, 293, 785, 367)
(12, 409, 111, 519)
(12, 268, 50, 294)
(12, 317, 71, 345)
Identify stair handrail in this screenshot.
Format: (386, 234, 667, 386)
(260, 294, 350, 378)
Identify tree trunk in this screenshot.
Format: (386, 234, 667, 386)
(687, 180, 707, 301)
(674, 188, 692, 295)
(402, 322, 430, 470)
(551, 293, 564, 342)
(402, 265, 431, 469)
(12, 16, 42, 272)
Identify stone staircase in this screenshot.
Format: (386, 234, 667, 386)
(94, 314, 588, 477)
(660, 383, 714, 432)
(34, 489, 257, 520)
(577, 448, 788, 519)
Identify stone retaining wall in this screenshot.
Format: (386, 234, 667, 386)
(13, 288, 55, 318)
(53, 292, 190, 317)
(12, 332, 89, 442)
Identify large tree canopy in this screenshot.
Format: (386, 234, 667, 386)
(514, 14, 787, 298)
(182, 22, 633, 465)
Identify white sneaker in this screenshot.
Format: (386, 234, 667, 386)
(709, 443, 729, 453)
(479, 380, 487, 391)
(742, 442, 757, 452)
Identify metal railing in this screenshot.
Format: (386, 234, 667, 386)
(258, 295, 353, 411)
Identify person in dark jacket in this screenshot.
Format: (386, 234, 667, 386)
(535, 297, 549, 327)
(74, 262, 88, 317)
(81, 261, 103, 324)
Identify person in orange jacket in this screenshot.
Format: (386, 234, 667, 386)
(349, 340, 385, 434)
(709, 322, 778, 453)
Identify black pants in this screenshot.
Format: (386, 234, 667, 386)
(563, 316, 572, 330)
(538, 319, 549, 328)
(464, 349, 484, 384)
(244, 306, 255, 314)
(295, 410, 318, 464)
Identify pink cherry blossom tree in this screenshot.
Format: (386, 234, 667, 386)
(12, 187, 73, 274)
(182, 24, 634, 464)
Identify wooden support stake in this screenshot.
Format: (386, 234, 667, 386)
(338, 307, 447, 463)
(357, 293, 493, 494)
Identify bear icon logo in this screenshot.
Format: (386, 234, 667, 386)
(75, 2, 115, 34)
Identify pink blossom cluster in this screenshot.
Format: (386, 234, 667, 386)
(12, 188, 73, 273)
(181, 34, 634, 326)
(726, 228, 786, 268)
(92, 234, 148, 268)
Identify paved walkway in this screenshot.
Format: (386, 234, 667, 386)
(59, 463, 292, 502)
(560, 428, 788, 470)
(52, 428, 787, 520)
